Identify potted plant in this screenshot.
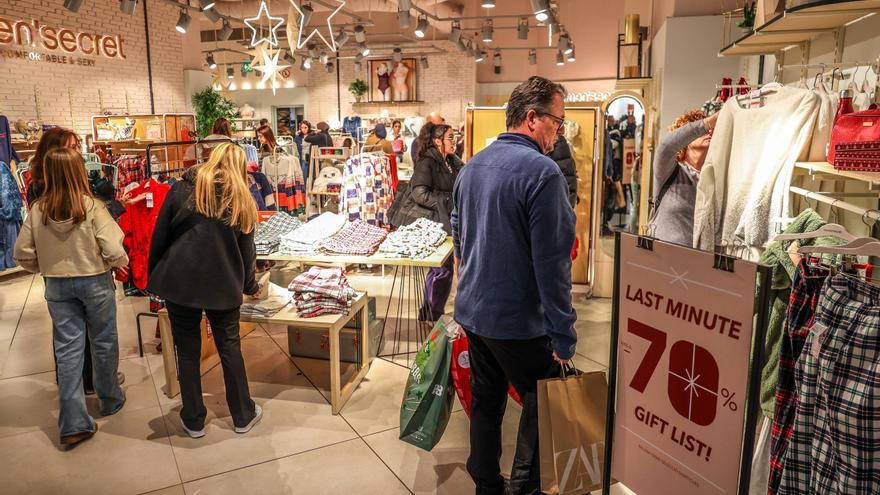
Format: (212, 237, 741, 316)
(349, 78, 368, 103)
(191, 88, 240, 138)
(738, 1, 756, 34)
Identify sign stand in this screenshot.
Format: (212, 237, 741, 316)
(602, 232, 773, 495)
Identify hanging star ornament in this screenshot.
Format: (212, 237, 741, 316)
(251, 46, 290, 95)
(288, 0, 345, 52)
(244, 0, 285, 48)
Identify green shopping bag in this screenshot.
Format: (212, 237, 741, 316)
(399, 316, 457, 451)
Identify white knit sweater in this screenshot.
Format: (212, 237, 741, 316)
(693, 86, 820, 250)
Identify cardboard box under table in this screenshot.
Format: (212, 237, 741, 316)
(158, 292, 370, 415)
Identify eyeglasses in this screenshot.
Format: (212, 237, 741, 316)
(537, 111, 566, 131)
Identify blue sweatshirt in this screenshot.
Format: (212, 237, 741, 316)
(452, 133, 577, 359)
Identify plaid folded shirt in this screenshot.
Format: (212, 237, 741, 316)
(255, 213, 302, 248)
(288, 267, 356, 301)
(779, 274, 880, 494)
(769, 261, 829, 494)
(320, 220, 388, 256)
(379, 217, 446, 259)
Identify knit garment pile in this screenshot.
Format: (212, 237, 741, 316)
(320, 220, 388, 256)
(279, 212, 346, 255)
(288, 267, 356, 318)
(378, 218, 447, 259)
(254, 213, 302, 255)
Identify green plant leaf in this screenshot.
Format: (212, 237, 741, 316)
(191, 88, 242, 138)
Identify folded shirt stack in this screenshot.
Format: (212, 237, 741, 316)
(320, 220, 388, 256)
(378, 217, 447, 259)
(254, 213, 302, 255)
(279, 212, 347, 255)
(241, 294, 291, 318)
(288, 267, 357, 318)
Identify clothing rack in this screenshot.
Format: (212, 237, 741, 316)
(143, 139, 229, 177)
(790, 186, 880, 222)
(776, 58, 880, 82)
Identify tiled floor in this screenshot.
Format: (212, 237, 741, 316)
(0, 269, 613, 495)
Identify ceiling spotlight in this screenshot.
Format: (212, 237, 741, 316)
(202, 6, 220, 23)
(567, 46, 576, 62)
(175, 8, 191, 34)
(449, 21, 462, 43)
(359, 42, 370, 56)
(354, 25, 366, 43)
(392, 47, 402, 63)
(414, 16, 428, 39)
(199, 0, 215, 11)
(481, 0, 496, 7)
(336, 28, 350, 47)
(399, 0, 412, 9)
(63, 0, 83, 13)
(559, 33, 572, 55)
(556, 50, 564, 66)
(528, 48, 537, 65)
(326, 62, 334, 73)
(482, 19, 493, 43)
(120, 0, 138, 15)
(420, 56, 429, 69)
(218, 19, 233, 41)
(517, 17, 529, 40)
(308, 44, 318, 58)
(475, 50, 486, 63)
(456, 38, 467, 53)
(301, 2, 314, 26)
(398, 9, 411, 29)
(227, 66, 235, 79)
(319, 51, 329, 64)
(302, 57, 312, 70)
(354, 61, 362, 73)
(530, 0, 550, 22)
(206, 53, 217, 69)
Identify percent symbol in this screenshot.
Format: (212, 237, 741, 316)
(721, 389, 738, 411)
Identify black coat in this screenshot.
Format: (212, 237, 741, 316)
(390, 148, 463, 233)
(304, 131, 333, 150)
(551, 135, 578, 208)
(147, 168, 259, 310)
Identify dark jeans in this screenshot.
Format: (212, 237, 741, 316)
(465, 330, 558, 495)
(419, 257, 454, 321)
(166, 302, 256, 430)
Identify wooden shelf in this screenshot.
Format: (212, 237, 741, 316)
(794, 161, 880, 186)
(720, 0, 880, 56)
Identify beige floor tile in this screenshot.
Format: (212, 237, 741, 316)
(139, 485, 186, 495)
(1, 330, 56, 378)
(163, 333, 357, 482)
(0, 406, 180, 495)
(364, 404, 524, 495)
(183, 439, 410, 495)
(575, 320, 612, 367)
(0, 274, 34, 312)
(0, 308, 24, 341)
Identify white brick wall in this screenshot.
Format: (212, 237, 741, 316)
(0, 0, 186, 137)
(304, 41, 476, 126)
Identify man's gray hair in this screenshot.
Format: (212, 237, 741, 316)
(505, 76, 567, 129)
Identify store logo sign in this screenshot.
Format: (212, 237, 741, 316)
(566, 91, 612, 103)
(0, 18, 127, 59)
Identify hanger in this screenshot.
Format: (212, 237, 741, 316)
(774, 223, 858, 242)
(798, 238, 880, 257)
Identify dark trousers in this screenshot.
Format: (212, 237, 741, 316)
(465, 330, 559, 495)
(419, 257, 454, 321)
(166, 301, 255, 430)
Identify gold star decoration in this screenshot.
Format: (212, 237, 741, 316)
(288, 0, 345, 52)
(244, 0, 285, 48)
(251, 46, 290, 95)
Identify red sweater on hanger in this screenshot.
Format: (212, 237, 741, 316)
(118, 179, 170, 290)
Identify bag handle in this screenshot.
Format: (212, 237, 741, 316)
(558, 362, 582, 380)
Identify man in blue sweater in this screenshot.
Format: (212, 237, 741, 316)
(452, 76, 577, 495)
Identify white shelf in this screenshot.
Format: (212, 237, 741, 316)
(794, 161, 880, 186)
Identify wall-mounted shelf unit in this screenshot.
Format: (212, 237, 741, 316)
(719, 0, 880, 56)
(795, 161, 880, 187)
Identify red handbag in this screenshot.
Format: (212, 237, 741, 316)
(829, 109, 880, 167)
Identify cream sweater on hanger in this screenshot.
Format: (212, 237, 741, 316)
(693, 85, 820, 251)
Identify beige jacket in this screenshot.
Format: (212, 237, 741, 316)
(14, 196, 129, 277)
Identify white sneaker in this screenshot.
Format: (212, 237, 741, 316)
(234, 404, 263, 434)
(180, 418, 205, 439)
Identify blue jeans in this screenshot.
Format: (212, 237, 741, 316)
(45, 272, 125, 437)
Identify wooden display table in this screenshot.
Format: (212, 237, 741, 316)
(158, 292, 370, 415)
(257, 237, 454, 267)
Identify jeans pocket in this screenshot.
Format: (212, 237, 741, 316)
(43, 277, 65, 302)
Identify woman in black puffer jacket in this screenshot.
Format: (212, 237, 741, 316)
(391, 123, 462, 321)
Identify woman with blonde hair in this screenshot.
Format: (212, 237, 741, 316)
(148, 143, 262, 438)
(14, 147, 128, 448)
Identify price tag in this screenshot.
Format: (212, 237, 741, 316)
(146, 192, 154, 208)
(810, 322, 828, 359)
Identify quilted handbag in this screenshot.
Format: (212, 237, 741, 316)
(829, 109, 880, 166)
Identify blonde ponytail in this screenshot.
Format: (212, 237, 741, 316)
(194, 142, 258, 234)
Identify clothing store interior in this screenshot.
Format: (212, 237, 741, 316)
(1, 0, 880, 494)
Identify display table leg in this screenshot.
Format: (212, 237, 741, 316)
(378, 265, 432, 368)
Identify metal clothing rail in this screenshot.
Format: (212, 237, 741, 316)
(143, 138, 231, 177)
(790, 186, 880, 221)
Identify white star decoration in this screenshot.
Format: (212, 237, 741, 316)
(244, 0, 285, 48)
(251, 46, 290, 95)
(288, 0, 345, 52)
